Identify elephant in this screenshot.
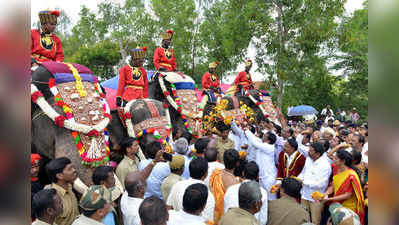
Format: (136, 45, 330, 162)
(202, 89, 278, 128)
(31, 62, 170, 186)
(31, 63, 111, 186)
(107, 98, 171, 157)
(148, 72, 202, 140)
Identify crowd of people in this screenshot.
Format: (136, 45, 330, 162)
(31, 9, 368, 225)
(31, 103, 368, 225)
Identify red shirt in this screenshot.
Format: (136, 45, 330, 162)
(201, 72, 220, 90)
(31, 29, 64, 63)
(117, 65, 148, 101)
(234, 71, 253, 89)
(277, 151, 306, 180)
(153, 47, 177, 71)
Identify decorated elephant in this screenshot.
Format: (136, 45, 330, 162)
(107, 98, 173, 155)
(148, 71, 202, 139)
(202, 89, 280, 127)
(32, 62, 173, 187)
(31, 62, 123, 187)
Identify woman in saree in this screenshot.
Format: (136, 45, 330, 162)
(322, 150, 365, 224)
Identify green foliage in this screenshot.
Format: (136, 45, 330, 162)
(199, 0, 271, 81)
(331, 1, 368, 120)
(67, 39, 121, 79)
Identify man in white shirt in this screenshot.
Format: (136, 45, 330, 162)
(297, 133, 311, 156)
(204, 147, 225, 186)
(231, 122, 253, 161)
(321, 104, 334, 116)
(138, 142, 171, 199)
(167, 157, 215, 222)
(168, 183, 209, 225)
(224, 162, 268, 225)
(245, 128, 278, 200)
(120, 171, 146, 225)
(297, 142, 332, 225)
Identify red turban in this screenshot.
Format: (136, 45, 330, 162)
(31, 153, 41, 165)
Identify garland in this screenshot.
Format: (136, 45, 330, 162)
(64, 62, 87, 97)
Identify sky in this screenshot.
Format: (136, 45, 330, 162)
(31, 0, 366, 82)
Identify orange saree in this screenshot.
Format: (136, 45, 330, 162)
(209, 169, 226, 224)
(333, 168, 365, 224)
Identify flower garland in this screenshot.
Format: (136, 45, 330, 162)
(203, 98, 256, 133)
(64, 62, 87, 97)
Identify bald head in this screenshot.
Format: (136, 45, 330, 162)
(205, 147, 218, 162)
(125, 171, 146, 198)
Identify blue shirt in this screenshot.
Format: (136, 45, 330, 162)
(138, 159, 170, 199)
(102, 211, 115, 225)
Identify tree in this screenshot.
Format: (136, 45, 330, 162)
(332, 1, 368, 119)
(253, 0, 346, 112)
(68, 39, 121, 79)
(199, 0, 271, 83)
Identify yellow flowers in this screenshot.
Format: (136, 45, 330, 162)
(270, 185, 279, 193)
(64, 63, 87, 97)
(312, 191, 325, 200)
(238, 151, 247, 160)
(165, 144, 172, 153)
(240, 103, 255, 124)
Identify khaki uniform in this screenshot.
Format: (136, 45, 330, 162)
(267, 196, 310, 225)
(219, 207, 259, 225)
(116, 155, 140, 188)
(161, 173, 184, 201)
(46, 183, 79, 225)
(214, 137, 235, 163)
(301, 199, 324, 225)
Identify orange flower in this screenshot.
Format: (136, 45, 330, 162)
(311, 191, 325, 200)
(238, 151, 247, 160)
(270, 185, 279, 193)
